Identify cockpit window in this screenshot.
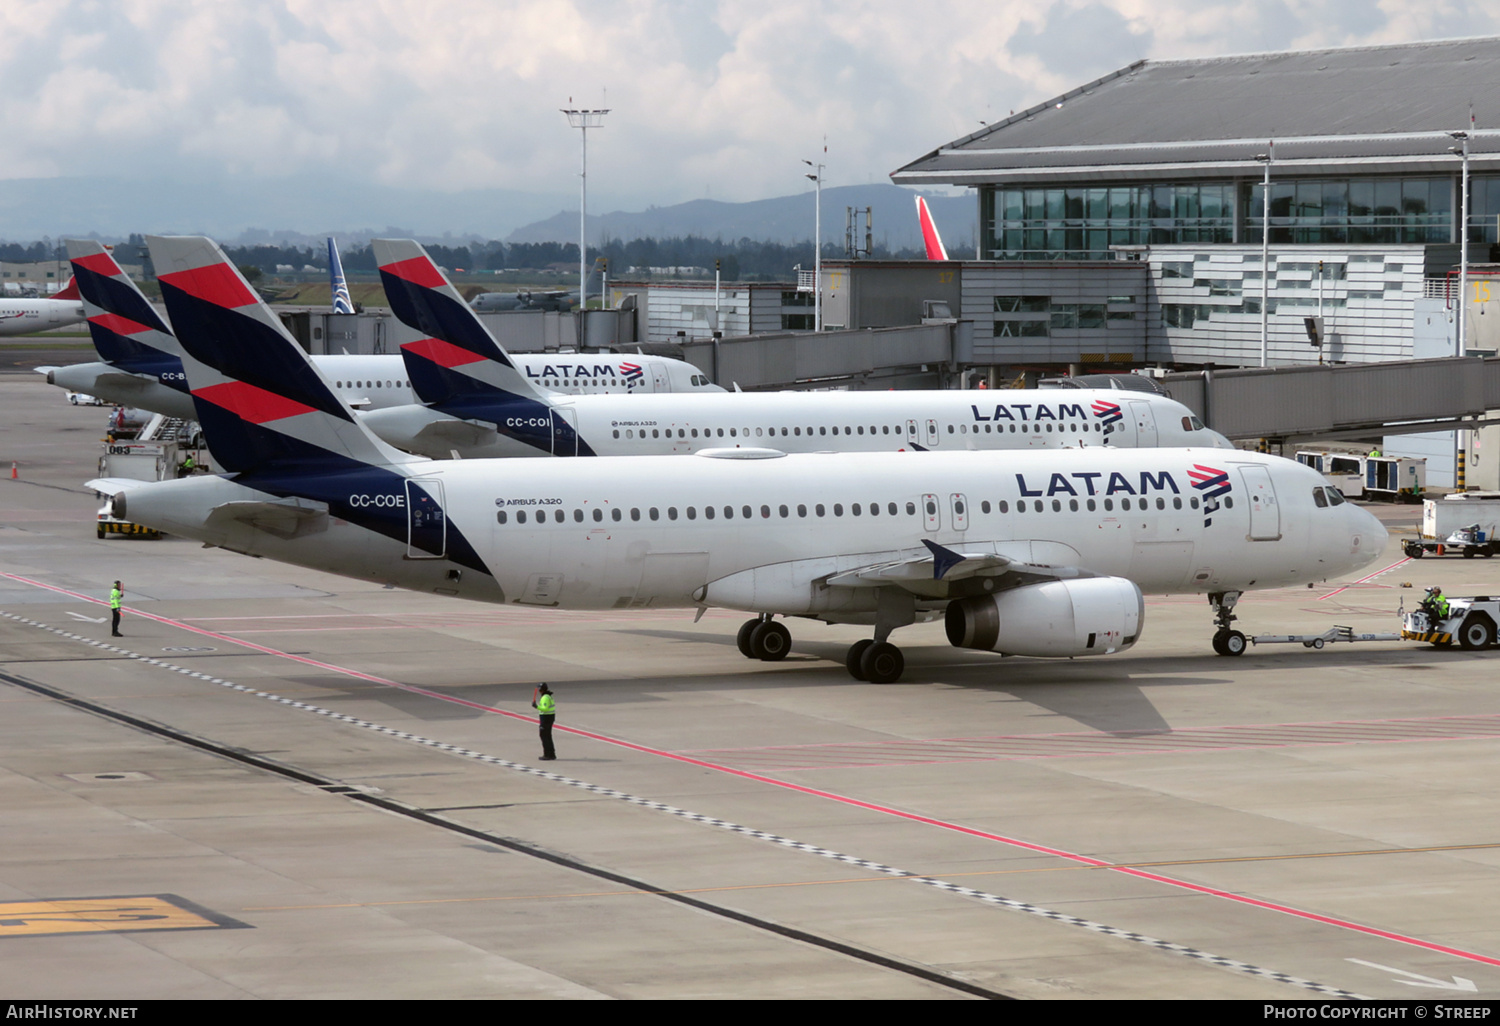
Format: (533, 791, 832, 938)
(1313, 486, 1346, 508)
(1182, 415, 1205, 431)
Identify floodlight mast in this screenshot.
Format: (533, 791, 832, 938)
(803, 158, 824, 332)
(1255, 143, 1273, 368)
(1450, 127, 1471, 358)
(563, 106, 609, 309)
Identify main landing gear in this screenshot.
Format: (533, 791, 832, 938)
(737, 614, 791, 661)
(734, 593, 912, 684)
(845, 638, 904, 684)
(1209, 591, 1247, 657)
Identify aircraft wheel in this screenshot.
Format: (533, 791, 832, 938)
(736, 620, 760, 659)
(750, 620, 791, 661)
(859, 642, 904, 684)
(846, 639, 874, 680)
(1458, 616, 1496, 651)
(1214, 629, 1246, 657)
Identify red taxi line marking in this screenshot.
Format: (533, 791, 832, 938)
(1319, 556, 1411, 600)
(6, 569, 1498, 969)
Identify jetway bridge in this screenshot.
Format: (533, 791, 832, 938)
(681, 322, 973, 391)
(1158, 356, 1500, 442)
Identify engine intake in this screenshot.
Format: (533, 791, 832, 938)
(945, 577, 1144, 657)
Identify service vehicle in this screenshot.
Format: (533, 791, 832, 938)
(1401, 593, 1500, 650)
(93, 440, 204, 538)
(1402, 493, 1500, 558)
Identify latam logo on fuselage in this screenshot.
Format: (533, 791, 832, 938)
(1016, 469, 1180, 497)
(1187, 464, 1231, 526)
(971, 401, 1117, 426)
(525, 362, 644, 385)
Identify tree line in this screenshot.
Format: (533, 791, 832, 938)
(2, 234, 926, 281)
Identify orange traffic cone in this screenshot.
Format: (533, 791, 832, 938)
(9, 462, 15, 479)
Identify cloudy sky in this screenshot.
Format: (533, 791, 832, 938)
(2, 0, 1498, 238)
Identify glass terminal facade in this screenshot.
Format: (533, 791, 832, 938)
(980, 176, 1500, 260)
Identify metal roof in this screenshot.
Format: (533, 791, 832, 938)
(893, 37, 1500, 186)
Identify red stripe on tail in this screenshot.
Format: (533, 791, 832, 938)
(403, 336, 487, 369)
(379, 255, 446, 289)
(159, 263, 258, 309)
(88, 312, 153, 337)
(193, 381, 318, 424)
(70, 252, 121, 275)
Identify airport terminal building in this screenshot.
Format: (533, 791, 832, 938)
(891, 36, 1500, 370)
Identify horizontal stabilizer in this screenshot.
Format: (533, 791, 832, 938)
(86, 477, 146, 495)
(205, 498, 330, 540)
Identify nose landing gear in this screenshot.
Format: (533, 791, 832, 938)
(1210, 591, 1247, 657)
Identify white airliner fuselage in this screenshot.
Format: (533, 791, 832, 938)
(46, 351, 721, 420)
(361, 387, 1229, 458)
(0, 296, 85, 336)
(103, 446, 1383, 638)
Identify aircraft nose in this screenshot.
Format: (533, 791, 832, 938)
(1350, 504, 1388, 567)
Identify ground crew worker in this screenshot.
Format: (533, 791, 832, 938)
(177, 453, 196, 478)
(1368, 448, 1382, 458)
(532, 683, 556, 760)
(1430, 586, 1449, 619)
(1421, 586, 1450, 622)
(109, 580, 124, 637)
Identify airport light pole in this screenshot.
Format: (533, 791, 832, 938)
(1255, 144, 1273, 368)
(563, 105, 609, 309)
(803, 158, 824, 331)
(1451, 122, 1472, 491)
(1450, 127, 1471, 357)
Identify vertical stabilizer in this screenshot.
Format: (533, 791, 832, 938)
(147, 235, 418, 474)
(375, 239, 589, 455)
(328, 237, 354, 314)
(916, 196, 949, 261)
(65, 239, 184, 381)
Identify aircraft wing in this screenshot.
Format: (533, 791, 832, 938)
(823, 539, 1089, 599)
(205, 498, 329, 540)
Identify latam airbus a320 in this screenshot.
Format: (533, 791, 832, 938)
(359, 238, 1231, 459)
(91, 235, 1387, 684)
(44, 240, 720, 419)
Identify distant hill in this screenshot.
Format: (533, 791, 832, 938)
(0, 175, 572, 242)
(506, 185, 977, 254)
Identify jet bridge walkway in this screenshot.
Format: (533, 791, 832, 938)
(1160, 356, 1500, 442)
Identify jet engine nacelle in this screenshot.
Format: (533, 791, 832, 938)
(944, 576, 1144, 657)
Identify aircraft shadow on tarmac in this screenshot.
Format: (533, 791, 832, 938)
(271, 626, 1469, 738)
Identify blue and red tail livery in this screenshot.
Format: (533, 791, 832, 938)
(375, 238, 594, 456)
(144, 235, 489, 576)
(66, 240, 183, 385)
(148, 235, 411, 474)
